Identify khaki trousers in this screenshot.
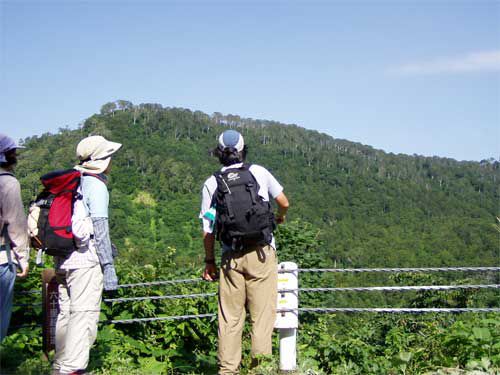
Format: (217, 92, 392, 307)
(53, 264, 103, 374)
(218, 245, 277, 375)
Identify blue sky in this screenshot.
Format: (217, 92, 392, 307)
(1, 1, 498, 161)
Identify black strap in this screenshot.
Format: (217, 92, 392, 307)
(58, 189, 77, 195)
(246, 182, 258, 205)
(240, 164, 258, 205)
(214, 172, 229, 193)
(82, 172, 108, 184)
(214, 172, 235, 219)
(51, 225, 73, 233)
(0, 173, 13, 177)
(80, 155, 110, 163)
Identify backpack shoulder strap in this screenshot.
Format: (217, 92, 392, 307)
(213, 170, 235, 219)
(213, 169, 230, 193)
(241, 163, 256, 180)
(82, 172, 107, 184)
(238, 164, 260, 204)
(1, 224, 8, 240)
(0, 172, 14, 177)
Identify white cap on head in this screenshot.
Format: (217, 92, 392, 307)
(0, 134, 25, 163)
(218, 130, 244, 152)
(75, 135, 122, 174)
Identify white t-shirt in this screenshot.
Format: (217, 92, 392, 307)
(199, 163, 283, 250)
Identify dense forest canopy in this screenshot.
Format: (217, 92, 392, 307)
(15, 100, 499, 269)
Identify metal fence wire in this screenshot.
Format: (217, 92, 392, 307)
(13, 266, 500, 323)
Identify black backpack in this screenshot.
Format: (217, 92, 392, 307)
(213, 164, 276, 249)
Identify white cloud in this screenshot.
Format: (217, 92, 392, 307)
(392, 50, 500, 75)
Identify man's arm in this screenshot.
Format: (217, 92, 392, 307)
(260, 165, 288, 224)
(202, 232, 218, 281)
(275, 192, 289, 224)
(200, 178, 219, 281)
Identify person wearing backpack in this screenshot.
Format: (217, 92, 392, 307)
(0, 134, 29, 341)
(199, 130, 289, 374)
(52, 135, 121, 375)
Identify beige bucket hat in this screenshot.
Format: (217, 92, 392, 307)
(75, 135, 122, 174)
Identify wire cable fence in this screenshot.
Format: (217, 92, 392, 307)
(293, 266, 500, 273)
(116, 278, 203, 289)
(297, 307, 500, 314)
(11, 305, 500, 328)
(12, 266, 500, 323)
(279, 284, 500, 293)
(107, 313, 218, 325)
(13, 302, 43, 308)
(102, 284, 500, 305)
(16, 290, 42, 295)
(106, 307, 500, 325)
(104, 292, 217, 304)
(17, 266, 500, 296)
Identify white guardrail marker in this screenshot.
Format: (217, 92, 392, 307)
(275, 262, 298, 372)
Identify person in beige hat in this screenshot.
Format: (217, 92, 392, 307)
(0, 134, 29, 342)
(53, 135, 121, 375)
(74, 135, 122, 175)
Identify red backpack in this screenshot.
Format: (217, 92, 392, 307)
(28, 169, 81, 256)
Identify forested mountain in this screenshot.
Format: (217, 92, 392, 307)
(16, 100, 499, 269)
(3, 101, 499, 374)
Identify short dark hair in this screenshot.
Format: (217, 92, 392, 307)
(0, 149, 17, 169)
(215, 145, 248, 166)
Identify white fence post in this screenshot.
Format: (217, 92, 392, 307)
(275, 261, 298, 372)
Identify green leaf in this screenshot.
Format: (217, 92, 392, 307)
(398, 352, 412, 363)
(480, 357, 491, 370)
(138, 356, 166, 374)
(481, 319, 500, 326)
(466, 360, 480, 370)
(472, 327, 491, 341)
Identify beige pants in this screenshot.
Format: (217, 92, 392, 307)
(53, 264, 103, 374)
(218, 245, 277, 375)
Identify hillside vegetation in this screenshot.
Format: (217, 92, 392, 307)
(15, 100, 500, 268)
(1, 101, 498, 374)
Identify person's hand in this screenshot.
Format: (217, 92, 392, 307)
(202, 262, 218, 281)
(17, 264, 29, 279)
(276, 214, 286, 224)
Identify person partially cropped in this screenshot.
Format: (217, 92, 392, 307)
(0, 134, 29, 341)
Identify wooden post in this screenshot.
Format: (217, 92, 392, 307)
(42, 268, 59, 356)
